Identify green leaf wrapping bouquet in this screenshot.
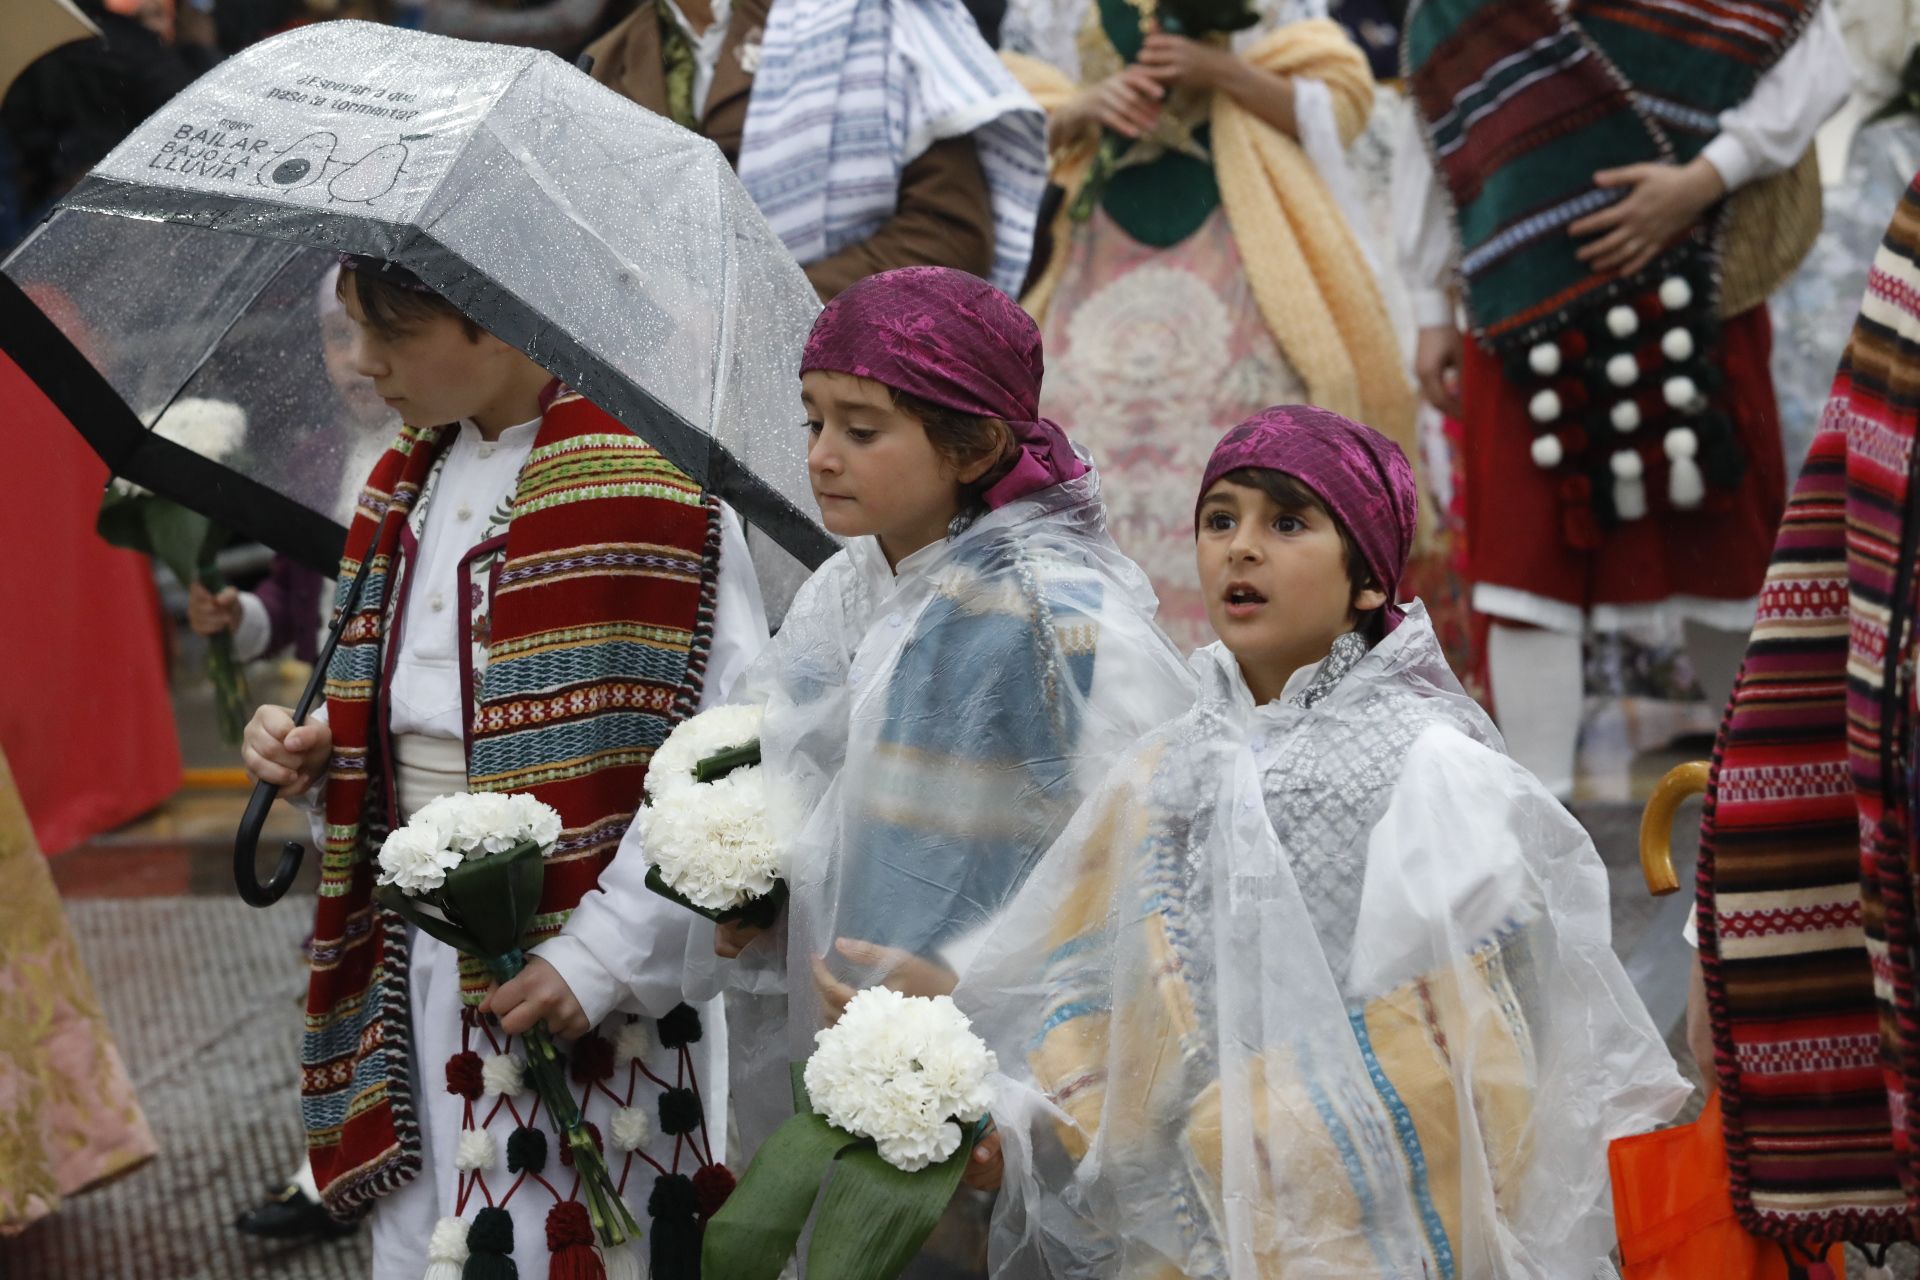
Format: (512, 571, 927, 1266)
(703, 988, 998, 1280)
(373, 791, 644, 1252)
(637, 705, 787, 929)
(96, 397, 251, 743)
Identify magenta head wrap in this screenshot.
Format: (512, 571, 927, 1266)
(799, 267, 1087, 509)
(1198, 405, 1420, 633)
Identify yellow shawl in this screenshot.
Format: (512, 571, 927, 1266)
(1005, 23, 1418, 463)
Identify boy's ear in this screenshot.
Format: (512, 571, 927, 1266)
(952, 419, 1013, 486)
(1354, 585, 1388, 613)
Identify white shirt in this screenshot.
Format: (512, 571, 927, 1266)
(662, 0, 734, 123)
(291, 418, 772, 1020)
(1390, 4, 1853, 329)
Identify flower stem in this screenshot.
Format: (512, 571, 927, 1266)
(484, 952, 643, 1246)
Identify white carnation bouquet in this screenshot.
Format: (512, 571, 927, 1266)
(637, 705, 785, 925)
(374, 791, 640, 1251)
(97, 397, 253, 742)
(703, 990, 998, 1280)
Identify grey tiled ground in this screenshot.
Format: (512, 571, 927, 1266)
(2, 898, 372, 1280)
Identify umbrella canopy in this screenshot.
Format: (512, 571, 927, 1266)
(1, 19, 832, 614)
(2, 0, 100, 98)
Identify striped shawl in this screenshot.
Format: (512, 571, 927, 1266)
(1403, 0, 1819, 350)
(300, 392, 720, 1217)
(1699, 175, 1920, 1244)
(735, 0, 1049, 296)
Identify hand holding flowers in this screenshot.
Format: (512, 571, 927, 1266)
(374, 791, 640, 1250)
(702, 989, 999, 1280)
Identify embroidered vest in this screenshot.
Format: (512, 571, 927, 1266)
(300, 391, 721, 1216)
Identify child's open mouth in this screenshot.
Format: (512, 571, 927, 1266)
(1224, 582, 1268, 619)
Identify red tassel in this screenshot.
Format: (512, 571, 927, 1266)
(545, 1202, 606, 1280)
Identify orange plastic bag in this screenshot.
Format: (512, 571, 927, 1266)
(1610, 1091, 1847, 1279)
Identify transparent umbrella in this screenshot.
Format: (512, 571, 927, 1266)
(0, 20, 833, 903)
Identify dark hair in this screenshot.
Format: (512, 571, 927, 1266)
(890, 388, 1017, 525)
(1208, 466, 1386, 641)
(336, 258, 482, 342)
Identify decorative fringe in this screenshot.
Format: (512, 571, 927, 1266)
(692, 1164, 736, 1219)
(425, 1215, 470, 1280)
(658, 1004, 703, 1048)
(463, 1206, 518, 1280)
(648, 1173, 702, 1280)
(1610, 451, 1647, 521)
(545, 1202, 605, 1280)
(600, 1244, 644, 1280)
(1665, 428, 1704, 509)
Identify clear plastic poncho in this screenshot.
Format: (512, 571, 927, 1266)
(956, 604, 1689, 1279)
(701, 466, 1195, 1194)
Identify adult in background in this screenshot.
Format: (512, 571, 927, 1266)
(1001, 0, 1417, 649)
(583, 0, 1047, 300)
(1394, 0, 1850, 797)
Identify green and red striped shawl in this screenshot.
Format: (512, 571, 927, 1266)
(1402, 0, 1818, 350)
(299, 390, 720, 1217)
(1699, 175, 1920, 1245)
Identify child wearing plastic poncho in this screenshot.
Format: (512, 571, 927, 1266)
(698, 266, 1195, 1273)
(956, 406, 1691, 1279)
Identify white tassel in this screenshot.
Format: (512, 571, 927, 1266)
(1609, 400, 1641, 434)
(1528, 389, 1561, 423)
(1665, 427, 1705, 509)
(1659, 275, 1693, 310)
(424, 1216, 468, 1280)
(1605, 353, 1639, 387)
(1662, 375, 1701, 411)
(1606, 304, 1639, 338)
(1611, 451, 1647, 521)
(602, 1242, 645, 1280)
(1660, 326, 1695, 362)
(1530, 434, 1564, 469)
(1528, 342, 1562, 377)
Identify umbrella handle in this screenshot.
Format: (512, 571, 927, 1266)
(233, 509, 395, 907)
(1637, 761, 1710, 897)
(234, 778, 304, 907)
(233, 644, 332, 907)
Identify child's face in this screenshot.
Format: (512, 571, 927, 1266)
(802, 370, 976, 565)
(1195, 477, 1384, 702)
(340, 289, 523, 428)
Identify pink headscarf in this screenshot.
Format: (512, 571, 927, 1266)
(799, 267, 1087, 509)
(1199, 405, 1420, 633)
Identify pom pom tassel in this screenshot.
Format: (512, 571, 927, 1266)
(1664, 428, 1704, 510)
(648, 1173, 702, 1280)
(462, 1207, 518, 1280)
(545, 1202, 606, 1280)
(425, 1216, 470, 1280)
(600, 1244, 644, 1280)
(1610, 451, 1647, 522)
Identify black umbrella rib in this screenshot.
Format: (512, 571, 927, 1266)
(0, 270, 348, 577)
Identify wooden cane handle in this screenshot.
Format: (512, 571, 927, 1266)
(1637, 761, 1710, 896)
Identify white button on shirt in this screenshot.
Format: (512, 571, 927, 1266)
(388, 417, 539, 739)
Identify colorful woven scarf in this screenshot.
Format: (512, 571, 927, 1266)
(1698, 175, 1920, 1245)
(1403, 0, 1817, 534)
(300, 392, 721, 1216)
(1403, 0, 1817, 350)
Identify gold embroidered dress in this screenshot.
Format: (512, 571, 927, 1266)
(0, 746, 154, 1233)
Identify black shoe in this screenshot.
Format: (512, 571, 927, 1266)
(234, 1183, 355, 1240)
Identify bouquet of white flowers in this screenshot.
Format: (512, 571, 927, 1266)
(703, 990, 997, 1280)
(636, 705, 785, 926)
(97, 397, 252, 742)
(374, 790, 641, 1252)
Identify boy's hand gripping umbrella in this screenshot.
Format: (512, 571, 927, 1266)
(0, 21, 834, 904)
